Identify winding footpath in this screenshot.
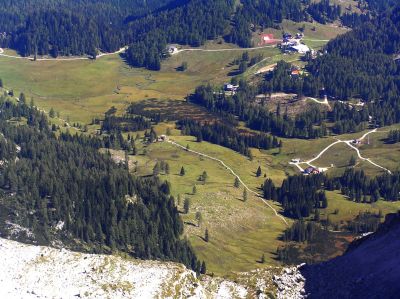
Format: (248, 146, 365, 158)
(290, 128, 392, 174)
(0, 47, 127, 61)
(306, 96, 331, 109)
(171, 44, 277, 55)
(167, 139, 289, 226)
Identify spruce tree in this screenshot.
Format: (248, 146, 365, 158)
(204, 228, 209, 242)
(195, 211, 203, 227)
(256, 166, 262, 177)
(124, 151, 129, 170)
(314, 209, 320, 221)
(49, 108, 55, 118)
(131, 143, 137, 155)
(165, 163, 170, 174)
(243, 189, 248, 202)
(153, 162, 160, 175)
(200, 261, 206, 274)
(19, 93, 26, 104)
(200, 171, 208, 182)
(180, 166, 186, 176)
(349, 155, 356, 166)
(234, 177, 240, 188)
(184, 198, 190, 214)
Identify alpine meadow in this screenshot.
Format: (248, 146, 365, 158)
(0, 0, 400, 298)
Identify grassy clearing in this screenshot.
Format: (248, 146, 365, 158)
(324, 191, 400, 224)
(107, 121, 400, 275)
(256, 20, 349, 48)
(0, 20, 346, 124)
(0, 47, 278, 124)
(124, 135, 289, 275)
(280, 126, 400, 176)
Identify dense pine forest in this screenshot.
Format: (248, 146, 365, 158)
(191, 0, 400, 138)
(227, 0, 304, 47)
(190, 83, 331, 138)
(262, 4, 400, 129)
(0, 0, 177, 57)
(0, 96, 202, 272)
(0, 0, 384, 68)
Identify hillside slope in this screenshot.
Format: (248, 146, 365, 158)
(301, 213, 400, 298)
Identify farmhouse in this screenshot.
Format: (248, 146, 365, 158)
(157, 135, 168, 142)
(295, 33, 304, 39)
(304, 166, 320, 175)
(166, 45, 178, 55)
(224, 83, 239, 92)
(283, 33, 293, 42)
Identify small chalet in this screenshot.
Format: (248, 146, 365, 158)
(291, 69, 300, 77)
(166, 45, 178, 55)
(157, 135, 168, 142)
(224, 83, 239, 92)
(304, 166, 320, 175)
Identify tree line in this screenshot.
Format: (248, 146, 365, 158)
(387, 129, 400, 144)
(190, 83, 331, 139)
(0, 95, 203, 273)
(262, 168, 400, 220)
(0, 0, 385, 69)
(178, 118, 280, 157)
(0, 0, 174, 57)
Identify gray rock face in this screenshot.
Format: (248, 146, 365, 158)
(273, 265, 306, 299)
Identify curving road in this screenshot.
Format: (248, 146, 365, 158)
(172, 44, 277, 55)
(290, 128, 392, 174)
(167, 139, 289, 226)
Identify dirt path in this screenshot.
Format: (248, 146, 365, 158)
(306, 96, 331, 109)
(302, 39, 330, 42)
(252, 56, 300, 75)
(0, 47, 127, 62)
(172, 44, 277, 55)
(289, 128, 392, 174)
(167, 139, 289, 226)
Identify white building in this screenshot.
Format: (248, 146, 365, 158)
(289, 44, 310, 54)
(166, 45, 178, 55)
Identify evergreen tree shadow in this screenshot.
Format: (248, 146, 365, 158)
(184, 221, 197, 227)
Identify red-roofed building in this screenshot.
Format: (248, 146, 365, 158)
(291, 70, 300, 76)
(259, 34, 277, 45)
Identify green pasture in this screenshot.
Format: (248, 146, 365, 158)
(0, 46, 278, 124)
(121, 137, 289, 275)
